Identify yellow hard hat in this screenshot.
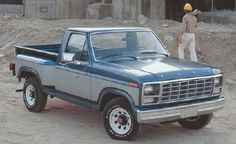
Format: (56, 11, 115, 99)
(184, 3, 192, 11)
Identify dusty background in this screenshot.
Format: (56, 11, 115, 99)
(0, 15, 236, 144)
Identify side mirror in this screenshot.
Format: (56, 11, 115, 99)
(73, 60, 81, 66)
(61, 53, 74, 62)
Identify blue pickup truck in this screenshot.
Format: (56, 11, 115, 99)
(11, 27, 224, 140)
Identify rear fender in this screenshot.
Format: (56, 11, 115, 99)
(18, 66, 42, 86)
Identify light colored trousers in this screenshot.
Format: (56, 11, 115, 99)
(178, 33, 197, 62)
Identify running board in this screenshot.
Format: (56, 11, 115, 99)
(44, 88, 100, 111)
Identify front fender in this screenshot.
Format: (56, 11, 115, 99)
(98, 87, 137, 113)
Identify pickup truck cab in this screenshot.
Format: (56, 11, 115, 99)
(13, 27, 224, 140)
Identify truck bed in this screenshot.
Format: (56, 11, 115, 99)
(14, 44, 60, 62)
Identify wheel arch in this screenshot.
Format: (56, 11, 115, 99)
(18, 66, 42, 86)
(98, 88, 137, 113)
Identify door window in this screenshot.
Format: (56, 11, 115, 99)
(66, 34, 88, 62)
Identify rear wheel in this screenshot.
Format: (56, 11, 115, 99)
(103, 98, 139, 141)
(178, 114, 213, 129)
(23, 77, 47, 112)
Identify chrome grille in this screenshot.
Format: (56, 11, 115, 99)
(160, 78, 214, 103)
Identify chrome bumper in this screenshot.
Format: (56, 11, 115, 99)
(136, 98, 225, 123)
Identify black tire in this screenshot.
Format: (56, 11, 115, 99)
(178, 114, 213, 129)
(103, 98, 139, 141)
(23, 77, 47, 112)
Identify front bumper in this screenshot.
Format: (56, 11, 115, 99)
(136, 98, 225, 123)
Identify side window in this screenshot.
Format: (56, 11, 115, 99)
(66, 34, 88, 62)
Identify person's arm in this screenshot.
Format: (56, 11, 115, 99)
(179, 16, 187, 43)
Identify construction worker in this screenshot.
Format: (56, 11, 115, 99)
(178, 3, 198, 62)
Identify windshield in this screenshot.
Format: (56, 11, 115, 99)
(91, 31, 168, 61)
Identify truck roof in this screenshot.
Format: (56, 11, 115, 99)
(68, 27, 152, 33)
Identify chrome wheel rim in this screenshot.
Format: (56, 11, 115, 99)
(109, 107, 132, 135)
(25, 84, 36, 106)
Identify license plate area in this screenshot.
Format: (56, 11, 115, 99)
(181, 108, 198, 118)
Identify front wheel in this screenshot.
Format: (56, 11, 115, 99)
(103, 98, 139, 141)
(178, 114, 213, 129)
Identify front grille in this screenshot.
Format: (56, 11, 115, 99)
(160, 78, 214, 103)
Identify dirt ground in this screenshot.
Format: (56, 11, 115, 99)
(0, 16, 236, 144)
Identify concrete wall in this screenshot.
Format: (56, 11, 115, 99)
(87, 3, 112, 19)
(0, 4, 23, 14)
(70, 0, 90, 19)
(198, 12, 236, 25)
(112, 0, 141, 20)
(112, 0, 165, 20)
(124, 0, 138, 20)
(150, 0, 165, 20)
(112, 0, 131, 20)
(56, 0, 69, 19)
(24, 0, 89, 19)
(23, 0, 167, 20)
(112, 0, 123, 19)
(24, 0, 64, 19)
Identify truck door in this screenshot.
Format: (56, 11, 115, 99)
(56, 33, 91, 99)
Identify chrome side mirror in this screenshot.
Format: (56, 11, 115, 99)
(73, 60, 81, 66)
(61, 53, 74, 62)
(62, 53, 81, 66)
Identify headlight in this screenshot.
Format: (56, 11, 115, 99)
(143, 84, 160, 104)
(143, 84, 160, 96)
(214, 76, 222, 87)
(144, 85, 154, 95)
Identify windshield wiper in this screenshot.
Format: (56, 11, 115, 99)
(140, 51, 168, 57)
(140, 51, 158, 55)
(100, 54, 137, 60)
(100, 54, 122, 60)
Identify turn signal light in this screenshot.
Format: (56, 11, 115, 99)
(129, 82, 138, 87)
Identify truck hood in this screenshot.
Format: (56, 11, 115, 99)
(105, 57, 220, 82)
